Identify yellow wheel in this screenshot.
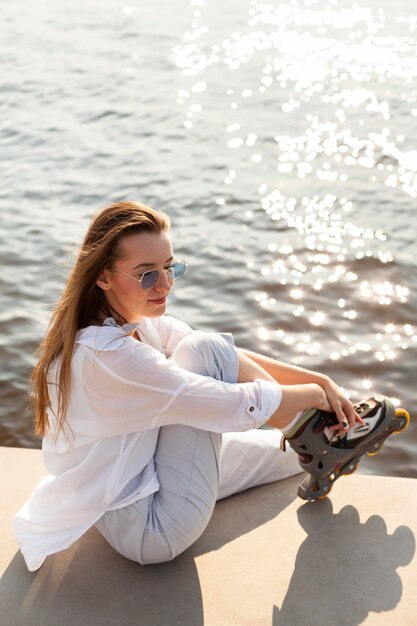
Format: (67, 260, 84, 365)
(393, 408, 410, 434)
(318, 491, 331, 500)
(344, 461, 359, 476)
(368, 441, 384, 456)
(312, 483, 332, 500)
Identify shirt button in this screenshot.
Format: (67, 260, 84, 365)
(249, 406, 255, 412)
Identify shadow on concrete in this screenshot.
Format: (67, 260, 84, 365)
(273, 499, 416, 626)
(1, 530, 203, 626)
(0, 476, 299, 626)
(192, 470, 300, 557)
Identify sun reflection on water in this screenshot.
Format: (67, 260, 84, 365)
(173, 0, 416, 406)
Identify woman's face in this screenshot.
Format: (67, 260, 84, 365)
(97, 230, 175, 324)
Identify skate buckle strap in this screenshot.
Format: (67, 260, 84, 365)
(280, 436, 287, 452)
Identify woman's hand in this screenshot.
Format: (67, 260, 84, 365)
(321, 377, 364, 433)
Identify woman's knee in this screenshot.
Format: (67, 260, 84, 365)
(172, 331, 238, 382)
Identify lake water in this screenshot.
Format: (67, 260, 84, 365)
(1, 0, 416, 479)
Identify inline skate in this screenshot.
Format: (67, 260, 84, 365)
(281, 395, 410, 501)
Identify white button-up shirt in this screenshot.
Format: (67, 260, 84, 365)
(13, 316, 282, 571)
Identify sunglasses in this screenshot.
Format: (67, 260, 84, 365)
(113, 260, 187, 289)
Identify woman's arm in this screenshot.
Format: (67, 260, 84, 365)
(238, 348, 328, 386)
(236, 349, 332, 428)
(238, 348, 362, 431)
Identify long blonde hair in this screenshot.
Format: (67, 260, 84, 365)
(32, 201, 170, 436)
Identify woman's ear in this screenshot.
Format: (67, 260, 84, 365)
(96, 269, 112, 291)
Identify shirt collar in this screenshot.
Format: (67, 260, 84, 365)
(76, 317, 143, 351)
(102, 316, 142, 334)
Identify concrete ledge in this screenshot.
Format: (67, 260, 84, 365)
(1, 446, 416, 625)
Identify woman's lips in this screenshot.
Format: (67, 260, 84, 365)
(149, 297, 167, 304)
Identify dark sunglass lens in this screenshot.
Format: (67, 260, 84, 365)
(141, 269, 159, 289)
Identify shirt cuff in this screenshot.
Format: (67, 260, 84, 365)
(246, 379, 282, 428)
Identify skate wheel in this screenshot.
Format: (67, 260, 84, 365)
(344, 461, 359, 476)
(318, 490, 331, 500)
(311, 483, 332, 500)
(367, 441, 384, 456)
(393, 408, 410, 434)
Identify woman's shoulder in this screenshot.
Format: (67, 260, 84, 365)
(75, 320, 130, 352)
(74, 315, 194, 354)
(155, 314, 194, 334)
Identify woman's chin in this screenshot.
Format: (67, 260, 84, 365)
(146, 302, 167, 317)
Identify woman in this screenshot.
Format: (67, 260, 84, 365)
(13, 201, 369, 572)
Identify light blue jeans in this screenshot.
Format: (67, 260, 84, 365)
(95, 331, 301, 565)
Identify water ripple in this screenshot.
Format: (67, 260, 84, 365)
(1, 0, 416, 478)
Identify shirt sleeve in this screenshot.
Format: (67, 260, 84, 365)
(69, 340, 282, 437)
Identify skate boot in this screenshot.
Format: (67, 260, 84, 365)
(281, 395, 410, 501)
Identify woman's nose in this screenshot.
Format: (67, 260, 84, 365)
(154, 269, 172, 291)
